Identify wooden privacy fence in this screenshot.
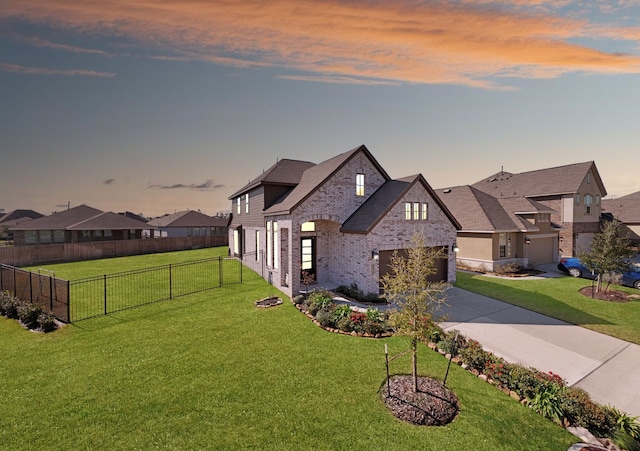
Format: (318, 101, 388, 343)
(0, 264, 70, 322)
(0, 235, 228, 267)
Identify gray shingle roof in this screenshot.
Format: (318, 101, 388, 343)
(436, 185, 552, 232)
(0, 209, 44, 224)
(11, 205, 148, 231)
(602, 191, 640, 223)
(342, 174, 461, 233)
(341, 180, 410, 233)
(229, 158, 315, 199)
(471, 161, 606, 198)
(148, 210, 228, 228)
(265, 145, 390, 215)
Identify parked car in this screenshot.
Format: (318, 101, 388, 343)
(558, 257, 640, 289)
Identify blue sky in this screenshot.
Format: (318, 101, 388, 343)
(1, 1, 640, 217)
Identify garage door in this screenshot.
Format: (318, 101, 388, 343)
(527, 237, 555, 266)
(378, 247, 448, 293)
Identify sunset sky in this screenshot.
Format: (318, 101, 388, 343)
(2, 0, 639, 218)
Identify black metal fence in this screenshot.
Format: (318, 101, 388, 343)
(0, 264, 70, 322)
(68, 256, 244, 322)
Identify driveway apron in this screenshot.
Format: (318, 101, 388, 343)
(440, 286, 640, 417)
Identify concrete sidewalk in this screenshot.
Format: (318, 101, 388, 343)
(440, 287, 640, 417)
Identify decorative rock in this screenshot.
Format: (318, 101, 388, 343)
(460, 363, 468, 369)
(478, 374, 488, 381)
(509, 391, 520, 401)
(452, 356, 461, 364)
(445, 353, 452, 360)
(351, 331, 358, 336)
(427, 342, 437, 350)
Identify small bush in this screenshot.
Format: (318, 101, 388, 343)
(315, 308, 336, 328)
(292, 295, 305, 305)
(307, 290, 333, 315)
(417, 314, 445, 344)
(334, 283, 384, 304)
(336, 316, 354, 332)
(493, 262, 520, 275)
(17, 302, 43, 329)
(0, 293, 21, 319)
(333, 305, 352, 322)
(528, 384, 565, 423)
(459, 339, 492, 373)
(484, 358, 512, 387)
(37, 311, 58, 333)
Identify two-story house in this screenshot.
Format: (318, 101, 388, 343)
(602, 191, 640, 245)
(436, 161, 607, 271)
(228, 145, 461, 298)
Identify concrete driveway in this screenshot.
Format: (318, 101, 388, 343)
(440, 286, 640, 417)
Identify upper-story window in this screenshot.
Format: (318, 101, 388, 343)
(421, 203, 428, 220)
(587, 173, 591, 184)
(237, 197, 241, 214)
(245, 193, 249, 213)
(356, 173, 365, 196)
(596, 195, 600, 205)
(585, 194, 593, 214)
(537, 213, 550, 223)
(405, 202, 429, 220)
(575, 194, 580, 206)
(405, 202, 412, 220)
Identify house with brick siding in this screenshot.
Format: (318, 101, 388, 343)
(436, 161, 607, 271)
(228, 145, 461, 298)
(0, 209, 44, 240)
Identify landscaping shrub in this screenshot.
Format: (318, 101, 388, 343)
(484, 358, 512, 387)
(292, 294, 305, 305)
(315, 307, 336, 328)
(362, 307, 388, 335)
(436, 329, 465, 355)
(17, 302, 43, 329)
(332, 304, 352, 322)
(459, 339, 492, 373)
(37, 311, 58, 333)
(528, 383, 565, 423)
(417, 314, 445, 344)
(0, 292, 21, 319)
(307, 290, 333, 316)
(336, 316, 354, 332)
(494, 262, 520, 275)
(334, 283, 384, 304)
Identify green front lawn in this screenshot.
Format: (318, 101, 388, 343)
(455, 271, 640, 344)
(1, 269, 574, 450)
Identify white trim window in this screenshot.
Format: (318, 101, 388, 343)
(413, 202, 420, 220)
(421, 203, 428, 220)
(405, 202, 412, 220)
(266, 221, 272, 266)
(585, 194, 593, 215)
(256, 230, 260, 261)
(273, 222, 279, 269)
(237, 197, 241, 214)
(245, 193, 249, 213)
(356, 173, 365, 196)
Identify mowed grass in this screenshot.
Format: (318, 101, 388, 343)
(25, 247, 238, 321)
(1, 268, 575, 450)
(456, 271, 640, 344)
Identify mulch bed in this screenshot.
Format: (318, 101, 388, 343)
(578, 287, 632, 303)
(380, 375, 459, 426)
(254, 297, 283, 308)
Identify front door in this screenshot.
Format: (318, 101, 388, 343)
(301, 237, 316, 281)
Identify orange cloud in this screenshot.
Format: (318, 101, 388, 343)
(0, 63, 116, 77)
(1, 0, 639, 88)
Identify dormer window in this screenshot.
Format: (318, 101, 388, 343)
(356, 173, 365, 196)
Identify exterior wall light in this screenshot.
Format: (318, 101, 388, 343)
(452, 243, 459, 253)
(526, 238, 531, 245)
(372, 249, 379, 260)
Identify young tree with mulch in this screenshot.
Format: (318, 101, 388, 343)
(579, 219, 634, 293)
(380, 231, 449, 392)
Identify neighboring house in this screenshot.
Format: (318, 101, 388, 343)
(228, 145, 461, 298)
(438, 161, 606, 269)
(11, 204, 148, 246)
(435, 185, 557, 271)
(147, 210, 228, 238)
(0, 209, 44, 239)
(602, 191, 640, 244)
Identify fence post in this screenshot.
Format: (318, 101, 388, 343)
(240, 257, 243, 283)
(49, 275, 53, 312)
(66, 280, 70, 323)
(104, 274, 107, 315)
(219, 256, 223, 287)
(13, 266, 16, 296)
(169, 264, 173, 300)
(29, 272, 33, 302)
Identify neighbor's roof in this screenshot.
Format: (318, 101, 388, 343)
(602, 191, 640, 223)
(228, 158, 315, 199)
(0, 209, 44, 226)
(148, 210, 229, 228)
(11, 205, 147, 231)
(341, 174, 461, 233)
(265, 145, 391, 215)
(471, 161, 606, 199)
(435, 185, 552, 232)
